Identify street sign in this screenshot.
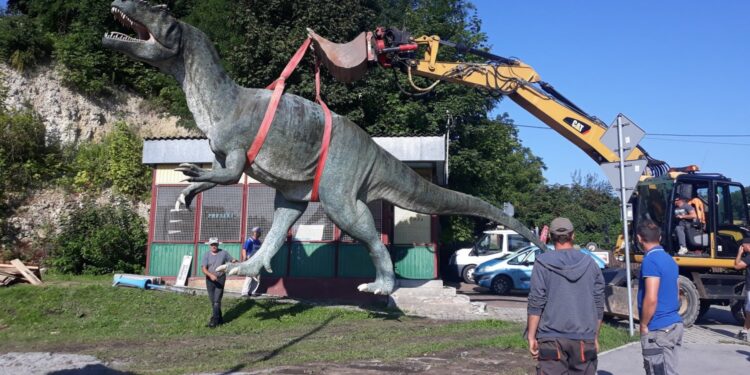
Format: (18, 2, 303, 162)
(600, 159, 648, 202)
(600, 114, 646, 161)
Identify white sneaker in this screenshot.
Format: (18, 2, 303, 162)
(677, 247, 689, 255)
(738, 330, 748, 341)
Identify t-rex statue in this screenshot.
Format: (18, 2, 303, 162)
(102, 0, 545, 295)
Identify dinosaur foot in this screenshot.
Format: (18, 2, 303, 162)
(217, 258, 271, 276)
(357, 278, 395, 295)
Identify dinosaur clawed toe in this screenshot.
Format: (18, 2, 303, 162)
(175, 163, 204, 177)
(357, 280, 395, 295)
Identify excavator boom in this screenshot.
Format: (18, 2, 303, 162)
(308, 27, 667, 174)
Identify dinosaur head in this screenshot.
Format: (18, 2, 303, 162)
(102, 0, 181, 64)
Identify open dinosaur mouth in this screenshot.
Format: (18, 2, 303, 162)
(104, 7, 152, 43)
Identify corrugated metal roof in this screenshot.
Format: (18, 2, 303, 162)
(143, 136, 446, 164)
(142, 135, 448, 184)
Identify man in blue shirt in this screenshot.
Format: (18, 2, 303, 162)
(637, 219, 683, 375)
(241, 227, 262, 296)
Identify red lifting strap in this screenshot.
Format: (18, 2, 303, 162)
(311, 59, 333, 202)
(245, 37, 333, 202)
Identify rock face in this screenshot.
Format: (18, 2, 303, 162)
(1, 63, 199, 143)
(1, 62, 182, 260)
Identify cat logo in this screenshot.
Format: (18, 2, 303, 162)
(563, 117, 591, 134)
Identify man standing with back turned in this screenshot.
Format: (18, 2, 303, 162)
(527, 217, 604, 374)
(637, 219, 683, 375)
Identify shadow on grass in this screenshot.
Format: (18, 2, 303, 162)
(222, 298, 257, 324)
(221, 313, 339, 372)
(50, 364, 135, 374)
(251, 301, 317, 321)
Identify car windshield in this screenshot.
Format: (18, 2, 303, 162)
(497, 252, 514, 261)
(506, 249, 532, 263)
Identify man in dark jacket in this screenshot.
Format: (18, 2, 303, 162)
(526, 217, 605, 374)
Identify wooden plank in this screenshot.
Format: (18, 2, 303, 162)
(10, 259, 42, 285)
(0, 263, 39, 270)
(0, 275, 15, 286)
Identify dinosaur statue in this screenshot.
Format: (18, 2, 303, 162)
(102, 0, 546, 295)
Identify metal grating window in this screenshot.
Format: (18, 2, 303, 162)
(246, 185, 276, 240)
(199, 185, 244, 242)
(153, 186, 196, 242)
(340, 200, 384, 242)
(292, 202, 335, 241)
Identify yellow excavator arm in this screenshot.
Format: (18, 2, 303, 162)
(309, 27, 667, 174)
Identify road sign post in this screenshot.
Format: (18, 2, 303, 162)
(600, 113, 647, 337)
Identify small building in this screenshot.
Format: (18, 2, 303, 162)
(142, 135, 448, 302)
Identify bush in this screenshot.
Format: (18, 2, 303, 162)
(67, 122, 151, 200)
(0, 106, 64, 203)
(49, 200, 146, 275)
(0, 14, 52, 71)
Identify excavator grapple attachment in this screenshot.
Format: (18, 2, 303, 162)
(307, 28, 373, 83)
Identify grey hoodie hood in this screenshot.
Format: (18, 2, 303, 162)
(536, 249, 592, 282)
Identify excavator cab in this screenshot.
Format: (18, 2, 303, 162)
(632, 174, 749, 259)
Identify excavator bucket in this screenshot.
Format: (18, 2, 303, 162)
(307, 28, 373, 83)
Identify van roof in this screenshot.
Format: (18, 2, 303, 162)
(482, 229, 520, 235)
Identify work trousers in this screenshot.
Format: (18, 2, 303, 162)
(206, 274, 226, 323)
(641, 322, 683, 375)
(536, 337, 597, 375)
(675, 221, 691, 248)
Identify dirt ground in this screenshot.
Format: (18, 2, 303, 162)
(0, 347, 537, 374)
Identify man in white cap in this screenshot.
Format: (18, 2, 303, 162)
(201, 237, 234, 327)
(241, 227, 263, 296)
(526, 217, 604, 374)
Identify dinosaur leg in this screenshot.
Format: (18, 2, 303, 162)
(174, 150, 246, 209)
(223, 192, 307, 276)
(326, 199, 395, 295)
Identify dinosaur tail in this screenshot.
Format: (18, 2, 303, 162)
(369, 149, 546, 249)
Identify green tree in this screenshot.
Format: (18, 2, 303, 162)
(226, 0, 545, 243)
(0, 14, 52, 71)
(519, 173, 621, 247)
(0, 107, 63, 204)
(50, 200, 147, 275)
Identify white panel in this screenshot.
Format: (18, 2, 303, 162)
(393, 207, 431, 244)
(155, 164, 187, 184)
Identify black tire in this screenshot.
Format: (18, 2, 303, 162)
(462, 265, 477, 284)
(731, 301, 746, 325)
(491, 275, 513, 295)
(678, 275, 700, 327)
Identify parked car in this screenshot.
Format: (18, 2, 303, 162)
(473, 245, 606, 295)
(448, 229, 532, 283)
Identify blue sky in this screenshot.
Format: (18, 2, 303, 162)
(474, 1, 750, 186)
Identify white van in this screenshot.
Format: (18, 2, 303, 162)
(448, 229, 532, 283)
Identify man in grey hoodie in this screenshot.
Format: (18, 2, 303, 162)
(526, 217, 605, 375)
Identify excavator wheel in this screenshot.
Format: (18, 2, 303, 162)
(677, 275, 700, 327)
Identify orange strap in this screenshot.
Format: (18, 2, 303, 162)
(245, 37, 332, 202)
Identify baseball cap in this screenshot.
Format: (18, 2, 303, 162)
(741, 237, 750, 245)
(251, 227, 261, 233)
(206, 237, 221, 245)
(550, 217, 574, 235)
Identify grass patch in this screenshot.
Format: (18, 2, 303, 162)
(0, 276, 634, 373)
